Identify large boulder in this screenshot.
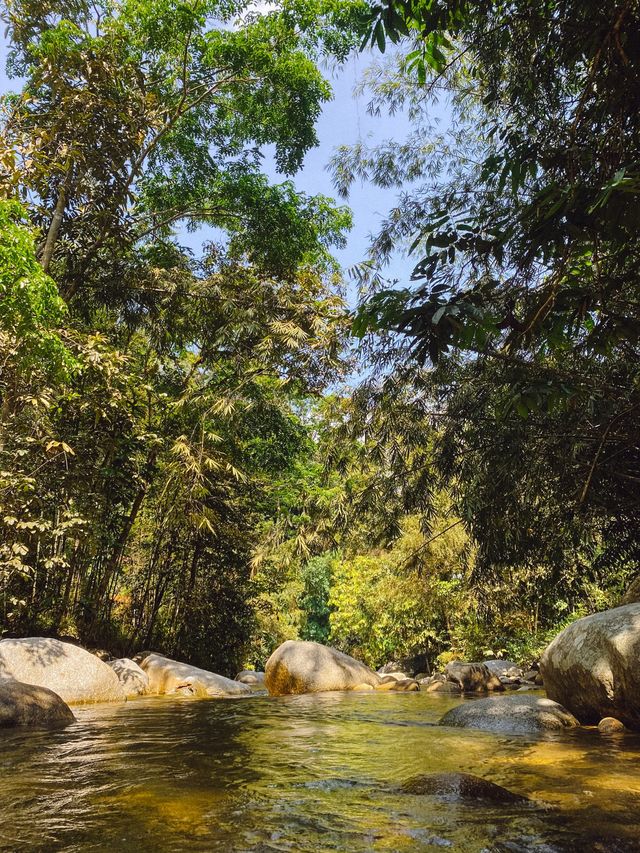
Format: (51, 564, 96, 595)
(108, 658, 149, 697)
(0, 638, 126, 705)
(439, 695, 579, 735)
(265, 640, 382, 696)
(444, 661, 504, 692)
(541, 603, 640, 729)
(141, 654, 251, 698)
(0, 679, 75, 728)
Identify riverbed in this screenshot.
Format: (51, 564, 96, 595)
(1, 690, 639, 851)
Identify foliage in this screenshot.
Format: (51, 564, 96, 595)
(329, 1, 640, 585)
(0, 0, 362, 671)
(329, 516, 468, 668)
(299, 554, 334, 643)
(0, 199, 72, 379)
(351, 1, 640, 371)
(2, 0, 635, 674)
(1, 0, 361, 287)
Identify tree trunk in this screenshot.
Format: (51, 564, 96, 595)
(39, 163, 73, 273)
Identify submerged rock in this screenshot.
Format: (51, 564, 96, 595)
(445, 661, 504, 693)
(141, 654, 251, 698)
(400, 772, 528, 804)
(265, 640, 381, 696)
(598, 716, 627, 734)
(0, 679, 75, 728)
(541, 603, 640, 729)
(109, 658, 149, 697)
(0, 638, 126, 705)
(439, 695, 579, 734)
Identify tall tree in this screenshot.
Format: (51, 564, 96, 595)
(334, 1, 640, 581)
(0, 0, 361, 667)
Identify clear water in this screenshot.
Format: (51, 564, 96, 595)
(1, 690, 640, 852)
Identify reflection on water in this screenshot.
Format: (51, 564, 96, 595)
(1, 690, 640, 851)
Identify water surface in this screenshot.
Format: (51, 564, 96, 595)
(1, 690, 640, 851)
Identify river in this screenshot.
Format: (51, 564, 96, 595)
(1, 689, 639, 851)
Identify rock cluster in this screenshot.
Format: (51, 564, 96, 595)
(0, 638, 255, 726)
(264, 641, 426, 696)
(7, 603, 640, 739)
(419, 660, 539, 694)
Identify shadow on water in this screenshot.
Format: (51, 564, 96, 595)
(1, 691, 640, 851)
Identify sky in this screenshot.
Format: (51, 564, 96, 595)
(172, 48, 418, 303)
(0, 35, 416, 307)
(265, 50, 416, 299)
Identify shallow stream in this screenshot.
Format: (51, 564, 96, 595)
(1, 690, 640, 851)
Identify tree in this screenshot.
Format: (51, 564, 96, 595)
(357, 0, 640, 365)
(331, 0, 640, 581)
(0, 0, 362, 668)
(1, 0, 359, 293)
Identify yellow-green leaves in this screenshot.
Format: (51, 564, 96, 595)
(0, 199, 73, 380)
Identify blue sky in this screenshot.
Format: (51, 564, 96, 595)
(268, 51, 416, 299)
(0, 37, 415, 306)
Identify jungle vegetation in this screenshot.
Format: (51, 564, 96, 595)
(0, 0, 637, 674)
